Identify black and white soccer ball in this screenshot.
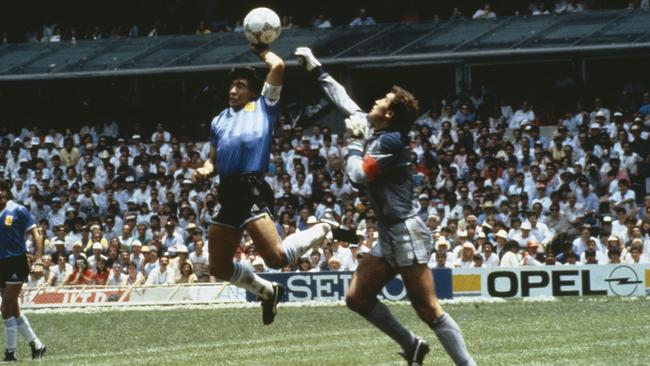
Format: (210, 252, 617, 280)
(243, 7, 282, 45)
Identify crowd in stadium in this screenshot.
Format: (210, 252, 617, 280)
(3, 0, 649, 44)
(1, 78, 650, 289)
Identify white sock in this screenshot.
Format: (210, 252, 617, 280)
(229, 262, 274, 300)
(282, 223, 330, 264)
(3, 317, 17, 351)
(16, 315, 42, 349)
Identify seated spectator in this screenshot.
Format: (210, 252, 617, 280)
(314, 14, 332, 29)
(126, 261, 145, 285)
(65, 255, 94, 285)
(195, 21, 211, 35)
(146, 255, 175, 285)
(49, 255, 73, 286)
(93, 257, 110, 285)
(473, 3, 497, 19)
(176, 262, 198, 283)
(107, 262, 127, 286)
(349, 8, 376, 27)
(532, 2, 551, 15)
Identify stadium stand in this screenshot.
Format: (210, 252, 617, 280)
(1, 8, 650, 291)
(0, 8, 649, 78)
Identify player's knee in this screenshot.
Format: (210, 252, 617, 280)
(345, 293, 371, 314)
(210, 262, 233, 281)
(264, 250, 286, 269)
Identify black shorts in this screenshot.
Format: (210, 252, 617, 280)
(212, 173, 275, 229)
(0, 254, 29, 290)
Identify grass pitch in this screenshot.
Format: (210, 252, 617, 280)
(4, 297, 650, 365)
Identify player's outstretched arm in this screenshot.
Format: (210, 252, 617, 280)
(193, 145, 217, 182)
(252, 43, 284, 88)
(295, 47, 363, 118)
(30, 226, 44, 264)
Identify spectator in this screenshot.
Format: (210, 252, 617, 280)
(314, 14, 332, 29)
(126, 261, 145, 285)
(65, 255, 94, 285)
(176, 262, 198, 283)
(473, 3, 497, 19)
(146, 255, 175, 285)
(349, 8, 376, 27)
(92, 257, 110, 285)
(195, 21, 212, 35)
(450, 7, 465, 21)
(107, 262, 126, 286)
(48, 255, 73, 286)
(509, 101, 535, 129)
(532, 2, 551, 15)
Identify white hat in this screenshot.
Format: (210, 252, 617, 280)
(495, 230, 508, 239)
(175, 244, 188, 253)
(418, 193, 429, 200)
(595, 110, 606, 118)
(44, 136, 54, 144)
(92, 242, 103, 250)
(589, 123, 600, 129)
(125, 176, 135, 183)
(521, 222, 532, 230)
(603, 216, 612, 223)
(306, 216, 318, 224)
(53, 239, 65, 246)
(252, 256, 265, 267)
(457, 230, 468, 237)
(31, 137, 40, 146)
(99, 150, 111, 159)
(613, 111, 623, 117)
(131, 240, 142, 247)
(477, 231, 486, 239)
(72, 241, 82, 248)
(360, 246, 371, 254)
(435, 237, 449, 249)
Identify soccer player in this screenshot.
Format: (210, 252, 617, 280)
(295, 47, 476, 366)
(0, 181, 47, 361)
(193, 44, 353, 325)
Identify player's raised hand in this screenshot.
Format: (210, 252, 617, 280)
(294, 47, 321, 71)
(250, 42, 270, 58)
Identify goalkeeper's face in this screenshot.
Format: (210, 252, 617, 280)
(368, 92, 395, 130)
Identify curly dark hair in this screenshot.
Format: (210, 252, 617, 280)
(387, 86, 419, 137)
(228, 66, 262, 96)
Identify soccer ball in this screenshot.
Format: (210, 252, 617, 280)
(243, 7, 281, 45)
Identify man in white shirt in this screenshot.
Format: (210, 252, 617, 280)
(609, 179, 636, 215)
(572, 225, 603, 256)
(48, 256, 73, 286)
(189, 240, 209, 278)
(145, 256, 175, 285)
(511, 222, 535, 249)
(472, 3, 496, 18)
(509, 101, 535, 129)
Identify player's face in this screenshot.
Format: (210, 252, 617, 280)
(368, 92, 395, 129)
(229, 78, 255, 110)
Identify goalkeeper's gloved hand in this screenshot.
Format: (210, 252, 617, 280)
(294, 47, 322, 71)
(345, 115, 369, 140)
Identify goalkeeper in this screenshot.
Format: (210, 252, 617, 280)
(295, 47, 476, 366)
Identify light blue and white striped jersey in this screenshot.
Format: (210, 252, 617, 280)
(210, 96, 279, 178)
(0, 200, 35, 259)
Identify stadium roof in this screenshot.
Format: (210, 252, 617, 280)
(1, 8, 649, 81)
